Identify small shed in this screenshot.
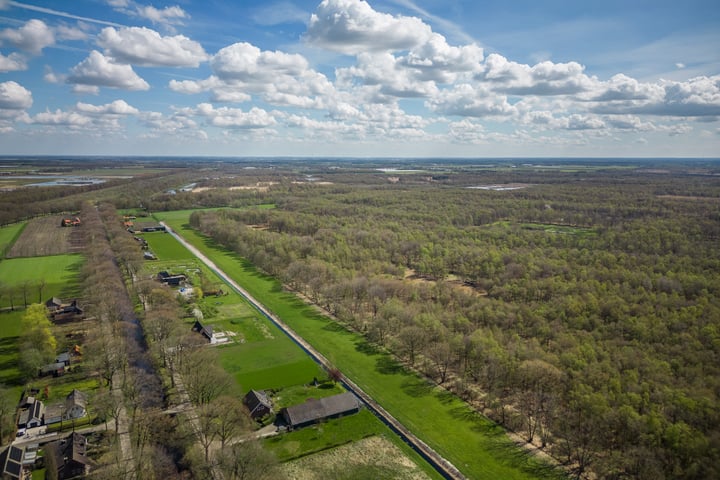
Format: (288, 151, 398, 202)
(192, 320, 217, 344)
(39, 362, 66, 378)
(243, 390, 272, 419)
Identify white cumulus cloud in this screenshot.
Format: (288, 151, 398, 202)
(478, 54, 595, 96)
(212, 42, 309, 82)
(0, 81, 33, 109)
(32, 109, 91, 127)
(194, 103, 276, 128)
(67, 50, 150, 91)
(306, 0, 433, 54)
(76, 99, 139, 115)
(0, 52, 27, 72)
(0, 19, 54, 54)
(98, 27, 207, 67)
(136, 5, 188, 25)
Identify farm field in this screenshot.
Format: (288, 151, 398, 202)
(0, 254, 83, 308)
(279, 434, 432, 480)
(6, 216, 82, 258)
(156, 210, 566, 480)
(0, 222, 25, 256)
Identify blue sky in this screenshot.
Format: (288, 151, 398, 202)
(0, 0, 718, 157)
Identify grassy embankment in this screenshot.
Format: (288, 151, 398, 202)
(155, 209, 567, 480)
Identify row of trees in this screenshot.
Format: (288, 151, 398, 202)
(187, 169, 720, 479)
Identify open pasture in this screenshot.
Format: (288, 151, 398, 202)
(0, 254, 83, 308)
(0, 310, 24, 389)
(6, 216, 82, 258)
(141, 231, 194, 261)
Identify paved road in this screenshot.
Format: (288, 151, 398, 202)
(161, 222, 466, 480)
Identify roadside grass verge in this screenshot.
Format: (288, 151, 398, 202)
(0, 254, 83, 309)
(156, 210, 567, 480)
(0, 222, 26, 258)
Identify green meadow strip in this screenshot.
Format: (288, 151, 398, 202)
(0, 222, 26, 258)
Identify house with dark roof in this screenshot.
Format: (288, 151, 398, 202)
(280, 392, 361, 430)
(192, 320, 218, 344)
(243, 390, 273, 419)
(39, 362, 65, 378)
(64, 390, 87, 420)
(44, 433, 93, 480)
(157, 271, 186, 286)
(55, 352, 71, 366)
(45, 298, 83, 323)
(17, 397, 44, 429)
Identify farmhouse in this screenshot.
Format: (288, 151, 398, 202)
(45, 298, 83, 323)
(157, 271, 186, 286)
(243, 390, 273, 419)
(60, 217, 81, 227)
(280, 392, 361, 430)
(44, 433, 93, 480)
(17, 397, 44, 429)
(64, 389, 87, 420)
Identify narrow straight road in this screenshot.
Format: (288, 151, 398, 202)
(161, 222, 467, 480)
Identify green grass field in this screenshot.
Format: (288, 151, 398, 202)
(142, 232, 195, 261)
(265, 409, 384, 461)
(0, 310, 24, 392)
(0, 254, 83, 308)
(156, 210, 567, 480)
(0, 222, 26, 257)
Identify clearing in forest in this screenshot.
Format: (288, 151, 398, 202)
(6, 216, 83, 258)
(279, 435, 431, 480)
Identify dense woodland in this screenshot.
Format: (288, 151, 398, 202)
(2, 158, 719, 479)
(181, 165, 720, 480)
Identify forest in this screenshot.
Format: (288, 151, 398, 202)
(180, 162, 720, 479)
(1, 157, 718, 479)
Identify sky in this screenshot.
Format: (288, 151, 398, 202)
(0, 0, 718, 158)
